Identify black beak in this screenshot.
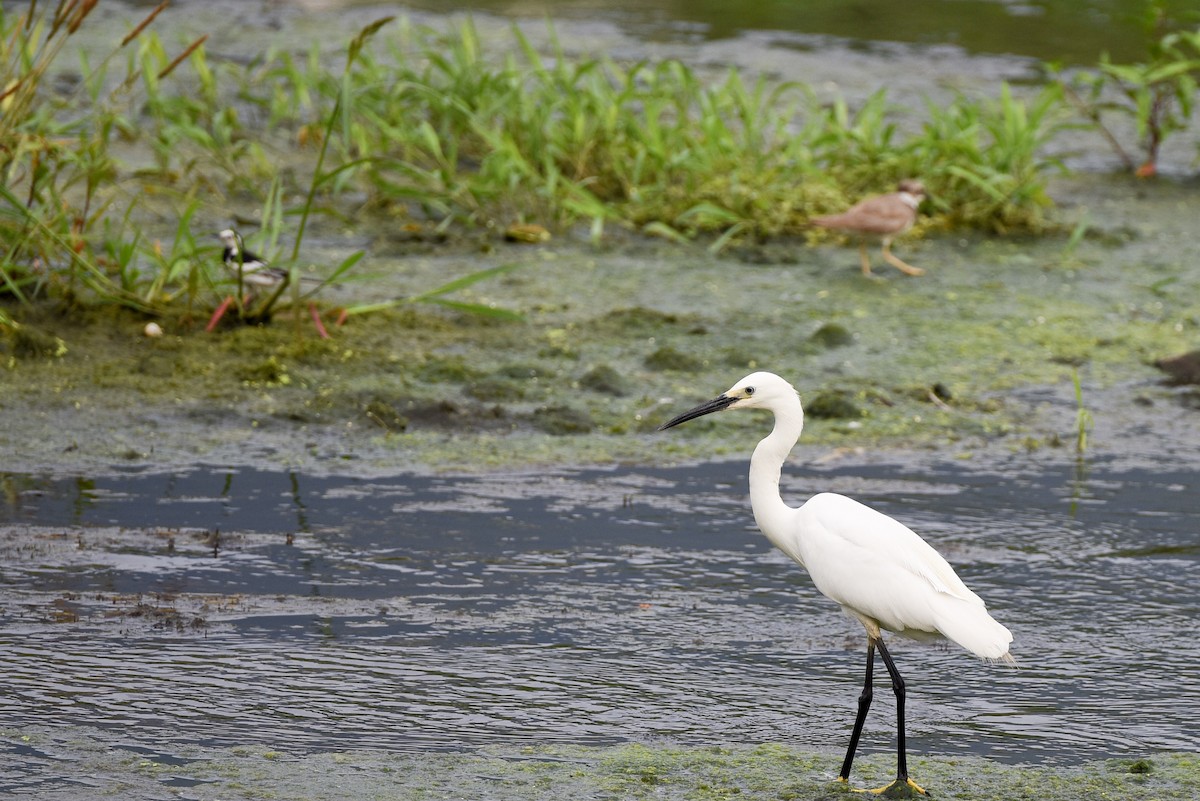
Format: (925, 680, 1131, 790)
(658, 394, 736, 431)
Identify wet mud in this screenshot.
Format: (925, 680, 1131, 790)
(4, 172, 1200, 477)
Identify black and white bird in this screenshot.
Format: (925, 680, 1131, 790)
(218, 228, 290, 288)
(208, 228, 331, 336)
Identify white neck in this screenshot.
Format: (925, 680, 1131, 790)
(748, 397, 804, 551)
(898, 191, 919, 209)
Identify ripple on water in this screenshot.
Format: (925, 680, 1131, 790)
(0, 456, 1198, 770)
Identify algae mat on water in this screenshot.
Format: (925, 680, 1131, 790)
(5, 728, 1198, 800)
(3, 172, 1200, 476)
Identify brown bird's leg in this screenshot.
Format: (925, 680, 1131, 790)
(880, 238, 925, 276)
(858, 242, 873, 276)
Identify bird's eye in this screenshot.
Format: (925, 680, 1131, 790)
(744, 386, 755, 397)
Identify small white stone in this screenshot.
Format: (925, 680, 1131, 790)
(144, 322, 163, 338)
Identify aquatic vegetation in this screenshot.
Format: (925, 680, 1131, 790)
(340, 261, 525, 321)
(1051, 4, 1200, 176)
(1059, 213, 1092, 267)
(1, 5, 1193, 329)
(297, 21, 1064, 239)
(0, 2, 242, 320)
(6, 730, 1200, 801)
(0, 312, 67, 361)
(1073, 369, 1095, 455)
(917, 84, 1068, 233)
(0, 1, 156, 312)
(0, 9, 520, 331)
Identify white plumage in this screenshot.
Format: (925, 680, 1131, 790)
(659, 370, 1012, 796)
(793, 492, 1012, 660)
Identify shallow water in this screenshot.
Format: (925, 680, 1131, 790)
(4, 1, 1198, 797)
(2, 450, 1198, 795)
(277, 0, 1196, 65)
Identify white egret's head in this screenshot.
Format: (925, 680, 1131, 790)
(722, 372, 799, 410)
(658, 372, 798, 430)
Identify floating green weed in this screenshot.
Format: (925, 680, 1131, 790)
(224, 18, 1065, 240)
(1, 1, 169, 312)
(343, 262, 526, 321)
(919, 83, 1067, 232)
(1060, 212, 1091, 266)
(1072, 369, 1095, 455)
(0, 9, 525, 332)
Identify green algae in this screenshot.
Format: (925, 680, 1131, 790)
(805, 390, 864, 420)
(2, 322, 68, 360)
(532, 404, 596, 435)
(645, 345, 707, 373)
(809, 322, 855, 349)
(4, 725, 1199, 801)
(579, 363, 631, 397)
(1, 175, 1199, 476)
(467, 375, 528, 402)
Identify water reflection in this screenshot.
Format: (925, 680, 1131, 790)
(0, 455, 1198, 771)
(383, 0, 1196, 64)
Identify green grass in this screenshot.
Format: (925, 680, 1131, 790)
(1050, 2, 1200, 176)
(1073, 369, 1095, 455)
(2, 7, 1198, 327)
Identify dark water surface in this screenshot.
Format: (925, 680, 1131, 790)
(389, 0, 1196, 64)
(2, 451, 1198, 791)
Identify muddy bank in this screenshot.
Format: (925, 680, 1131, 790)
(5, 727, 1198, 801)
(3, 173, 1199, 477)
(4, 3, 1200, 477)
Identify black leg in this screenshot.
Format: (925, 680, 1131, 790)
(838, 639, 876, 781)
(875, 637, 909, 783)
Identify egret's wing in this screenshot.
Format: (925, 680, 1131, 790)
(798, 492, 981, 604)
(793, 492, 1012, 659)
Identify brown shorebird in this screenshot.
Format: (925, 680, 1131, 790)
(811, 180, 926, 276)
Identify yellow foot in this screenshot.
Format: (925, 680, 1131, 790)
(839, 777, 930, 798)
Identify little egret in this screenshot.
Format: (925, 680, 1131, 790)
(659, 371, 1012, 798)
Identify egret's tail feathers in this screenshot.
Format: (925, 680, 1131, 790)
(933, 600, 1013, 662)
(991, 651, 1018, 668)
